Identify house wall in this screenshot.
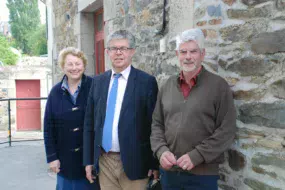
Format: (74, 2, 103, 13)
(0, 57, 51, 131)
(49, 0, 285, 189)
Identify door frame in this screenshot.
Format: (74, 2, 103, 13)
(94, 8, 105, 75)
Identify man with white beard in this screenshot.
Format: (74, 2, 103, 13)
(150, 28, 237, 190)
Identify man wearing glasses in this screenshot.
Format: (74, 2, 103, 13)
(83, 30, 159, 190)
(150, 28, 236, 190)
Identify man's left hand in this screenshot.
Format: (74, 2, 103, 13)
(177, 154, 194, 171)
(148, 169, 159, 179)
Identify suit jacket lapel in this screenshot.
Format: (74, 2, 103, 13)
(119, 66, 136, 120)
(101, 70, 112, 117)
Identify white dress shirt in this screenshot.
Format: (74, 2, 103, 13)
(107, 65, 131, 152)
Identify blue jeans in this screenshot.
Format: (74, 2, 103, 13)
(160, 168, 219, 190)
(56, 174, 100, 190)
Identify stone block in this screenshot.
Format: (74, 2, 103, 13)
(227, 56, 274, 76)
(112, 17, 124, 27)
(207, 5, 222, 17)
(169, 0, 194, 36)
(228, 149, 246, 171)
(237, 127, 265, 139)
(136, 9, 151, 26)
(125, 14, 135, 27)
(227, 4, 272, 19)
(0, 89, 8, 98)
(122, 0, 129, 14)
(196, 21, 207, 26)
(194, 6, 206, 20)
(209, 18, 222, 25)
(241, 0, 272, 6)
(149, 2, 165, 15)
(252, 166, 278, 178)
(244, 178, 282, 190)
(238, 101, 285, 128)
(137, 0, 152, 11)
(202, 29, 218, 39)
(233, 89, 265, 101)
(0, 71, 9, 79)
(252, 153, 285, 170)
(256, 137, 283, 149)
(273, 11, 285, 20)
(224, 77, 239, 87)
(270, 78, 285, 99)
(220, 21, 265, 42)
(276, 0, 285, 10)
(222, 0, 237, 6)
(252, 29, 285, 54)
(203, 61, 219, 72)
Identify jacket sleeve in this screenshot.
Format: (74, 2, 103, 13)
(188, 82, 237, 166)
(150, 81, 170, 160)
(83, 79, 95, 166)
(146, 76, 160, 169)
(44, 93, 58, 163)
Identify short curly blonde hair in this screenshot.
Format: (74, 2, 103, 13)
(58, 47, 88, 69)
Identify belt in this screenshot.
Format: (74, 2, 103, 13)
(101, 148, 120, 154)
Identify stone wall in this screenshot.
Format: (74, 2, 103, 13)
(0, 57, 51, 131)
(52, 0, 80, 82)
(104, 0, 168, 78)
(50, 0, 285, 189)
(105, 1, 285, 188)
(193, 0, 285, 189)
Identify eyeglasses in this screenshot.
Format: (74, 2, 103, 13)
(107, 47, 133, 53)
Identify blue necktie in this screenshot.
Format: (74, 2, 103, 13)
(102, 73, 121, 152)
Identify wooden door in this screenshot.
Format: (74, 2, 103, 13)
(94, 9, 105, 75)
(16, 80, 41, 131)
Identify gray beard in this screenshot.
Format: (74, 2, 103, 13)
(181, 62, 197, 72)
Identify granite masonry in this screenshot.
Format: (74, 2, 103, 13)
(48, 0, 285, 189)
(0, 57, 51, 131)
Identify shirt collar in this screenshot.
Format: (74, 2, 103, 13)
(111, 65, 131, 80)
(61, 75, 82, 91)
(179, 66, 203, 85)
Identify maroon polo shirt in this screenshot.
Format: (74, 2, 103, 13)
(179, 66, 202, 98)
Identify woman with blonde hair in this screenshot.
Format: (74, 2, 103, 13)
(44, 47, 99, 190)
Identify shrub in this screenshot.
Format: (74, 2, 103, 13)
(0, 35, 18, 65)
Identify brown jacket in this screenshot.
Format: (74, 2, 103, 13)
(150, 68, 236, 175)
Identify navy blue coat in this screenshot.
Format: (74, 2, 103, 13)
(83, 66, 159, 180)
(44, 74, 93, 179)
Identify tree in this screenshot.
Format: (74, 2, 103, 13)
(0, 35, 18, 65)
(6, 0, 41, 54)
(27, 24, 47, 56)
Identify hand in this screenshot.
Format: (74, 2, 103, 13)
(147, 169, 159, 179)
(85, 165, 96, 183)
(177, 154, 194, 171)
(159, 151, 177, 170)
(49, 159, 60, 173)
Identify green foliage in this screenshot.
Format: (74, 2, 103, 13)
(27, 24, 47, 56)
(0, 35, 18, 65)
(6, 0, 41, 54)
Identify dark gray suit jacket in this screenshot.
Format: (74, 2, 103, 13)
(83, 66, 159, 180)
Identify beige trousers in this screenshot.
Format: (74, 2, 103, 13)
(99, 152, 149, 190)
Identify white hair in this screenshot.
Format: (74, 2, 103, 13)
(176, 28, 205, 50)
